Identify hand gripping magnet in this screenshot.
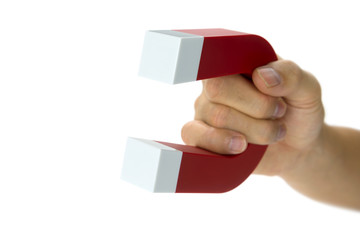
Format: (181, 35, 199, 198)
(122, 29, 277, 193)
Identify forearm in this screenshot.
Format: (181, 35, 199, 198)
(280, 124, 360, 210)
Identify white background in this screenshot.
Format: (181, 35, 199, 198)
(0, 0, 359, 239)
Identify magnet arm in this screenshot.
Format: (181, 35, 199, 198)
(138, 28, 277, 83)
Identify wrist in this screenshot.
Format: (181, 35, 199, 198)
(278, 123, 330, 179)
(278, 124, 345, 201)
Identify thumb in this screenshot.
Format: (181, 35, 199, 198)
(252, 60, 322, 109)
(252, 60, 325, 150)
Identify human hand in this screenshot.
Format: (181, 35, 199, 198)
(181, 59, 325, 176)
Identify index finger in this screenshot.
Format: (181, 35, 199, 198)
(202, 74, 285, 119)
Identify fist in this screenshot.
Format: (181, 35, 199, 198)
(181, 60, 324, 176)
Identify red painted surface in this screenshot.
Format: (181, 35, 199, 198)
(158, 142, 268, 193)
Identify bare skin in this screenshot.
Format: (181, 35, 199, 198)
(181, 59, 360, 210)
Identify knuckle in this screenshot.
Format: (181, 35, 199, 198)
(203, 126, 228, 153)
(282, 60, 301, 74)
(306, 71, 322, 95)
(210, 105, 230, 128)
(194, 96, 201, 110)
(281, 60, 322, 105)
(204, 126, 217, 144)
(251, 95, 275, 118)
(203, 78, 224, 101)
(255, 121, 278, 144)
(194, 95, 209, 120)
(282, 60, 303, 82)
(181, 122, 192, 144)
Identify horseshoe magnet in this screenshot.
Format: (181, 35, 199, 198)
(122, 29, 277, 193)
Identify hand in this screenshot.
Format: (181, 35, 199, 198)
(181, 59, 325, 176)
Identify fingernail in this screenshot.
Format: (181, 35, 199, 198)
(228, 136, 246, 154)
(276, 124, 287, 141)
(257, 67, 282, 88)
(272, 99, 287, 119)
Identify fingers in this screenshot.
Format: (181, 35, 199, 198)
(182, 118, 286, 155)
(181, 120, 248, 154)
(195, 95, 287, 145)
(253, 60, 324, 148)
(184, 59, 323, 155)
(253, 60, 322, 108)
(203, 75, 287, 119)
(188, 70, 289, 155)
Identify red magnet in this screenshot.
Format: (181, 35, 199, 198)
(122, 29, 277, 193)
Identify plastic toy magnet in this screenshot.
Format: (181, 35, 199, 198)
(122, 29, 277, 193)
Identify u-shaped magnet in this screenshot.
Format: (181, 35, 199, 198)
(122, 29, 277, 193)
